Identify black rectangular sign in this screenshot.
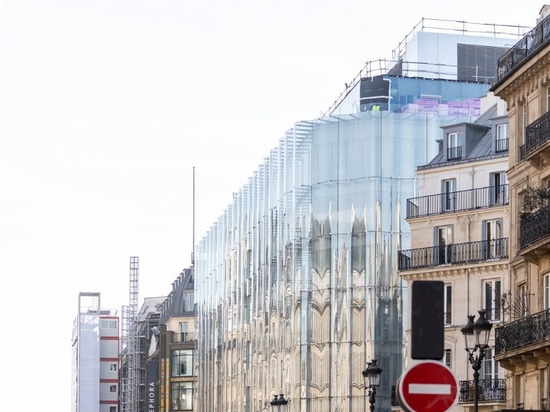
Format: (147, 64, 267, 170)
(411, 280, 444, 360)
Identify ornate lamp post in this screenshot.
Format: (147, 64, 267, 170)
(461, 310, 493, 412)
(362, 359, 382, 412)
(270, 392, 288, 411)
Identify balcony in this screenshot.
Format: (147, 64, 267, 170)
(447, 146, 463, 160)
(458, 378, 506, 404)
(519, 207, 550, 253)
(398, 238, 508, 271)
(497, 13, 550, 82)
(406, 185, 509, 218)
(171, 332, 196, 343)
(495, 308, 550, 355)
(520, 111, 550, 165)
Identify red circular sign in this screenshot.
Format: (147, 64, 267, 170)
(398, 361, 458, 412)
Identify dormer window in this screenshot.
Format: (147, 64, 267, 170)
(496, 123, 509, 152)
(447, 132, 462, 160)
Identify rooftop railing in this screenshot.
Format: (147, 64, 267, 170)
(497, 13, 550, 82)
(326, 18, 528, 116)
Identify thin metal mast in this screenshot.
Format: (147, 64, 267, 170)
(120, 304, 129, 412)
(127, 256, 139, 412)
(192, 166, 195, 265)
(121, 257, 139, 412)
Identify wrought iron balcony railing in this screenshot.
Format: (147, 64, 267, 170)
(406, 185, 508, 218)
(447, 146, 463, 160)
(520, 207, 550, 249)
(497, 13, 550, 82)
(171, 331, 196, 343)
(520, 110, 550, 160)
(496, 137, 509, 152)
(495, 308, 550, 354)
(458, 378, 506, 403)
(398, 238, 508, 271)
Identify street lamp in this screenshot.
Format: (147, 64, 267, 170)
(270, 392, 288, 410)
(461, 310, 493, 412)
(362, 359, 382, 412)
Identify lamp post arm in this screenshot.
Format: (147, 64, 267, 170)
(466, 347, 485, 372)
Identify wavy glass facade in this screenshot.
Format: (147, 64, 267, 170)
(195, 85, 489, 411)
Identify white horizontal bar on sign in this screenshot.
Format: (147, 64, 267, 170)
(408, 384, 451, 395)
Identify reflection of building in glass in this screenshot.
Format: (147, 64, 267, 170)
(195, 19, 528, 412)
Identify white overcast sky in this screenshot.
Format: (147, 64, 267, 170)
(0, 0, 539, 409)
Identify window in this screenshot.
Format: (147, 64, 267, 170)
(110, 363, 117, 371)
(441, 179, 457, 211)
(444, 285, 452, 325)
(184, 292, 194, 312)
(171, 382, 193, 411)
(484, 280, 501, 321)
(522, 103, 528, 144)
(101, 320, 117, 329)
(435, 226, 453, 265)
(545, 274, 550, 310)
(518, 284, 528, 318)
(495, 123, 509, 152)
(110, 385, 117, 393)
(481, 348, 500, 381)
(482, 219, 504, 259)
(447, 132, 462, 160)
(547, 86, 550, 113)
(172, 349, 193, 377)
(110, 407, 117, 412)
(444, 349, 452, 368)
(180, 322, 189, 341)
(489, 172, 508, 205)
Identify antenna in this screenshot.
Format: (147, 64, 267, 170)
(192, 166, 195, 265)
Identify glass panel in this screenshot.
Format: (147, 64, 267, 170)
(444, 349, 452, 368)
(171, 382, 193, 411)
(171, 349, 193, 377)
(482, 348, 495, 380)
(484, 220, 503, 259)
(184, 292, 194, 311)
(490, 172, 508, 204)
(442, 179, 456, 211)
(436, 226, 453, 264)
(444, 285, 452, 325)
(484, 280, 501, 321)
(545, 274, 550, 310)
(447, 133, 461, 159)
(495, 124, 509, 152)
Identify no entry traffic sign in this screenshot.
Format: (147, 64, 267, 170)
(397, 361, 458, 412)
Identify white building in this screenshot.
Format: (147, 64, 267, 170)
(72, 292, 120, 412)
